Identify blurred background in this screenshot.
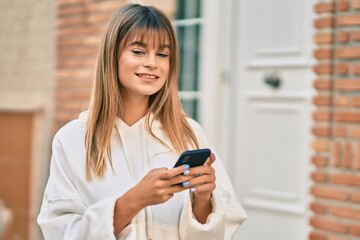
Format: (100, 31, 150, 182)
(0, 0, 359, 239)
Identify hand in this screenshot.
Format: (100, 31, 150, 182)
(184, 153, 216, 200)
(127, 165, 193, 209)
(184, 153, 216, 223)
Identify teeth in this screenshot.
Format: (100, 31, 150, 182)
(138, 74, 156, 79)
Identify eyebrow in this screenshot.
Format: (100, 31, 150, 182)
(128, 41, 171, 50)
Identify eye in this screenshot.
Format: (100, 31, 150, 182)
(131, 50, 145, 55)
(157, 52, 169, 58)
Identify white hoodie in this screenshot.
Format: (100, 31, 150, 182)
(38, 112, 246, 240)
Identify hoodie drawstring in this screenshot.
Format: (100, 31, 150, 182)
(118, 120, 153, 240)
(141, 128, 154, 240)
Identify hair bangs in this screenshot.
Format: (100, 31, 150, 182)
(120, 14, 173, 54)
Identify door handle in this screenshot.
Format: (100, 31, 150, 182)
(264, 72, 281, 89)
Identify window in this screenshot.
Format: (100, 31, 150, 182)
(174, 0, 202, 121)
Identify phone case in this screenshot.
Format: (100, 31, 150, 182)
(173, 148, 211, 168)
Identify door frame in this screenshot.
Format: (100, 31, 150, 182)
(199, 0, 235, 174)
(200, 0, 316, 238)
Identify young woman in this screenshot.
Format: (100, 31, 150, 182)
(38, 3, 246, 240)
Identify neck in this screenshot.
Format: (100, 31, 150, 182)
(122, 94, 149, 126)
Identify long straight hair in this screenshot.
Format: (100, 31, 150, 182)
(85, 4, 199, 180)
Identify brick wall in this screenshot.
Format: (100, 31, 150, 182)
(311, 0, 360, 239)
(55, 0, 125, 130)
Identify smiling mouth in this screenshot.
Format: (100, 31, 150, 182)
(135, 73, 159, 79)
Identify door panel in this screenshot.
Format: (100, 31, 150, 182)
(231, 0, 315, 239)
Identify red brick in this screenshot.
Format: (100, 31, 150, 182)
(328, 237, 345, 240)
(56, 100, 90, 112)
(352, 31, 360, 41)
(314, 2, 334, 13)
(312, 171, 329, 182)
(54, 111, 79, 123)
(58, 37, 85, 47)
(331, 173, 360, 187)
(343, 143, 352, 168)
(57, 15, 88, 27)
(331, 205, 360, 220)
(310, 202, 329, 214)
(313, 111, 332, 121)
(351, 99, 360, 108)
(338, 0, 350, 11)
(336, 63, 349, 74)
(337, 14, 360, 26)
(315, 17, 335, 28)
(313, 95, 332, 106)
(312, 156, 329, 167)
(58, 4, 86, 17)
(336, 95, 351, 106)
(58, 46, 98, 57)
(336, 31, 350, 43)
(58, 25, 104, 36)
(313, 125, 331, 137)
(312, 140, 329, 151)
(333, 142, 342, 167)
(86, 1, 122, 12)
(56, 79, 93, 89)
(310, 217, 349, 233)
(310, 186, 350, 200)
(313, 63, 333, 75)
(314, 79, 333, 90)
(335, 79, 360, 91)
(56, 90, 91, 100)
(351, 128, 360, 138)
(350, 224, 360, 236)
(352, 191, 360, 203)
(353, 64, 360, 75)
(314, 32, 334, 44)
(335, 111, 360, 123)
(336, 47, 360, 59)
(354, 143, 360, 170)
(335, 127, 347, 137)
(314, 49, 333, 59)
(57, 58, 96, 69)
(353, 0, 360, 9)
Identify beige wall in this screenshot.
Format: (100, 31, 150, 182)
(0, 0, 55, 110)
(0, 0, 55, 239)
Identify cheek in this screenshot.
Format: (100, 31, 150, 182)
(162, 62, 170, 76)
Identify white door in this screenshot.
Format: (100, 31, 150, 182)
(228, 0, 315, 239)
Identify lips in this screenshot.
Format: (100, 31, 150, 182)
(135, 73, 159, 79)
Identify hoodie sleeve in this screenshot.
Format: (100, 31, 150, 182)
(179, 120, 247, 240)
(37, 134, 120, 240)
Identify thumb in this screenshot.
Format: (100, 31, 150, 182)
(205, 153, 216, 166)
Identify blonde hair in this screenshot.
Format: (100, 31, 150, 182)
(85, 4, 199, 180)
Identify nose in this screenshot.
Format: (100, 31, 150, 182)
(143, 53, 157, 69)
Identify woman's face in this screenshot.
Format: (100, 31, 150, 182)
(118, 37, 170, 101)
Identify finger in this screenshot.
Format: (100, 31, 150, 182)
(204, 153, 216, 166)
(166, 184, 189, 194)
(167, 174, 194, 186)
(190, 182, 216, 193)
(159, 164, 190, 179)
(183, 173, 216, 189)
(186, 165, 215, 176)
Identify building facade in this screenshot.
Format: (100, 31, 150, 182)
(0, 0, 359, 239)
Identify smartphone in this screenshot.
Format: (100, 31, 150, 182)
(173, 148, 211, 168)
